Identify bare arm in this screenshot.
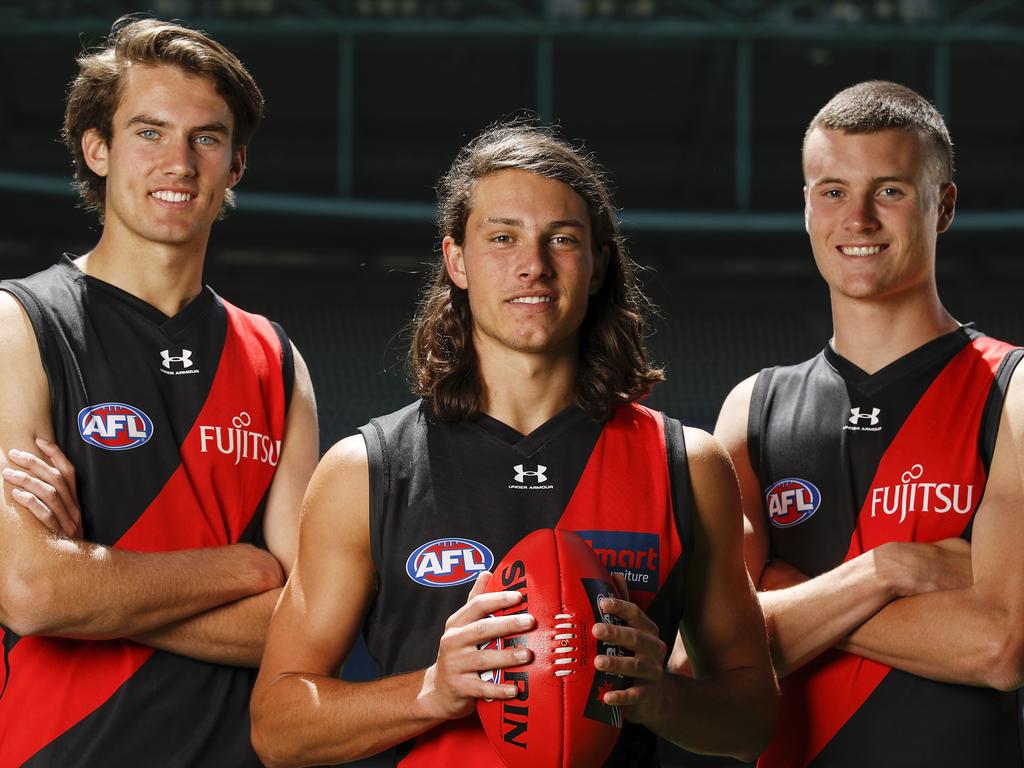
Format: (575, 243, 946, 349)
(130, 343, 320, 666)
(251, 436, 532, 768)
(836, 363, 1024, 690)
(602, 428, 778, 762)
(0, 292, 283, 639)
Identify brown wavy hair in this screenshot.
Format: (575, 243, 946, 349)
(63, 15, 264, 217)
(409, 122, 664, 423)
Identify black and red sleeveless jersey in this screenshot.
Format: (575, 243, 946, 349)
(749, 326, 1024, 768)
(0, 256, 293, 767)
(358, 400, 694, 767)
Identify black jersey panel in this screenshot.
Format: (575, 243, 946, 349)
(269, 319, 296, 411)
(24, 651, 261, 768)
(809, 669, 1022, 768)
(747, 366, 775, 482)
(759, 330, 977, 577)
(361, 401, 603, 677)
(665, 418, 695, 565)
(358, 413, 389, 585)
(2, 261, 229, 546)
(980, 348, 1024, 470)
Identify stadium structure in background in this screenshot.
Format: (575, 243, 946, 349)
(1, 0, 1020, 441)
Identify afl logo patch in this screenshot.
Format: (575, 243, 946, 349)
(78, 403, 154, 451)
(766, 478, 821, 528)
(405, 538, 494, 588)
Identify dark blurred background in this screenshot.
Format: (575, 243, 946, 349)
(2, 1, 1022, 765)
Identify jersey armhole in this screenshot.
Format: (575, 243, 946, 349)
(270, 321, 295, 411)
(747, 368, 775, 482)
(358, 419, 388, 573)
(979, 348, 1024, 471)
(664, 415, 696, 561)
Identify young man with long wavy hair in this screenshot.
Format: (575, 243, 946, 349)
(252, 123, 777, 767)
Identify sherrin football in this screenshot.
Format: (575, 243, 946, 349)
(477, 528, 627, 768)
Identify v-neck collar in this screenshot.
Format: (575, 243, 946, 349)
(60, 254, 215, 338)
(824, 324, 975, 396)
(472, 405, 593, 457)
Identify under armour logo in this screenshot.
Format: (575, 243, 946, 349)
(849, 407, 880, 426)
(161, 349, 194, 369)
(514, 464, 547, 483)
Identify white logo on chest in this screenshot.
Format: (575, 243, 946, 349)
(198, 411, 281, 466)
(870, 463, 975, 524)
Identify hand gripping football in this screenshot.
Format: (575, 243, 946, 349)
(477, 528, 627, 768)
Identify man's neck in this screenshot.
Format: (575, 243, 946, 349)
(830, 283, 959, 374)
(476, 343, 578, 436)
(78, 233, 207, 318)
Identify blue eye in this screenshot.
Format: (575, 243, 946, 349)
(138, 129, 159, 140)
(194, 135, 218, 146)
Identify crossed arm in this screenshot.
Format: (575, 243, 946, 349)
(0, 291, 319, 666)
(714, 369, 1024, 689)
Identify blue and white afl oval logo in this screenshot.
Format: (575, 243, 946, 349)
(405, 538, 494, 588)
(78, 403, 154, 451)
(766, 478, 821, 528)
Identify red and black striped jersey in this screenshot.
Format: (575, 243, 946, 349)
(749, 326, 1023, 768)
(0, 256, 293, 767)
(359, 400, 693, 767)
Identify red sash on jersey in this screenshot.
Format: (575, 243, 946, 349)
(759, 337, 1016, 768)
(0, 302, 286, 767)
(398, 404, 683, 765)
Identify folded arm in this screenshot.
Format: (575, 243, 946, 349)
(715, 371, 1009, 685)
(129, 343, 319, 665)
(0, 292, 284, 643)
(837, 364, 1024, 690)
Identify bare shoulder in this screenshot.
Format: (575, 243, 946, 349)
(289, 342, 316, 410)
(1003, 355, 1024, 426)
(721, 373, 760, 413)
(317, 434, 369, 477)
(300, 434, 370, 544)
(683, 427, 741, 508)
(986, 357, 1024, 490)
(0, 290, 38, 354)
(714, 373, 759, 445)
(0, 290, 51, 441)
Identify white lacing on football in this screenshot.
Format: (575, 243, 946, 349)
(552, 613, 578, 677)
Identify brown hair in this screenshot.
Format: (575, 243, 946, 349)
(804, 80, 954, 183)
(63, 15, 264, 215)
(409, 122, 664, 423)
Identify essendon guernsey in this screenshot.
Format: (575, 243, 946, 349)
(0, 257, 293, 767)
(750, 326, 1024, 768)
(359, 401, 694, 766)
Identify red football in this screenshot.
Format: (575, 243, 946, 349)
(477, 528, 627, 768)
